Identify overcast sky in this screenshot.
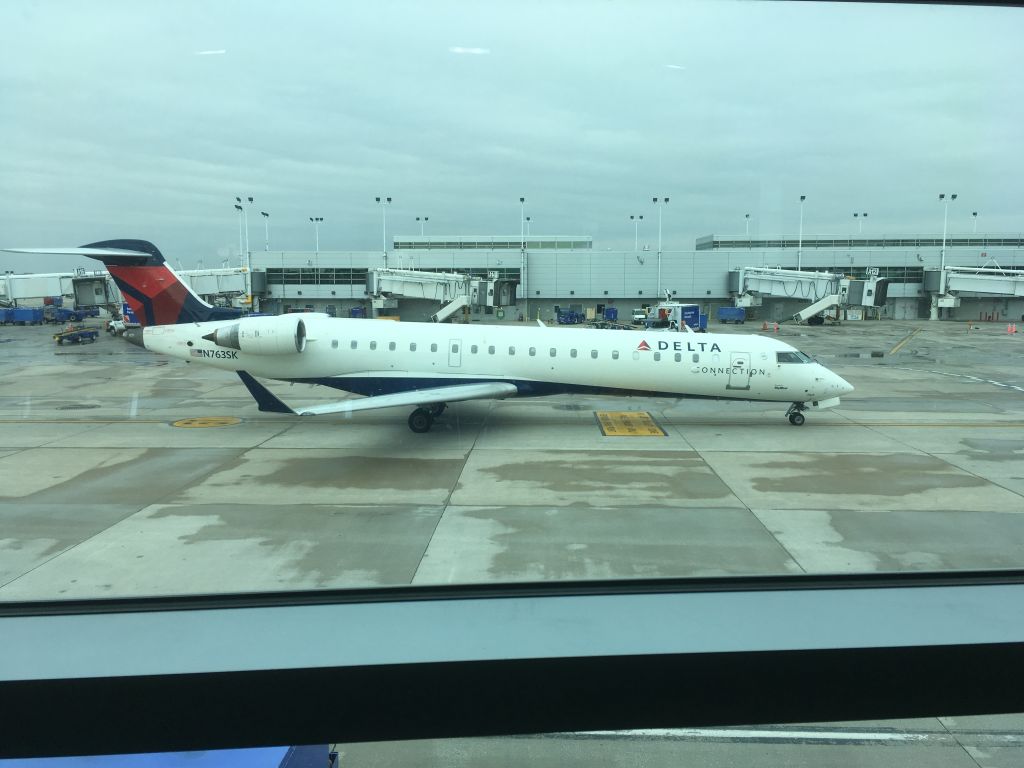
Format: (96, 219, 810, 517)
(2, 0, 1022, 272)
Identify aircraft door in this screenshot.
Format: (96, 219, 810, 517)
(448, 339, 462, 368)
(727, 351, 751, 390)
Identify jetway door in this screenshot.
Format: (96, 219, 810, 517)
(448, 339, 462, 368)
(727, 352, 751, 391)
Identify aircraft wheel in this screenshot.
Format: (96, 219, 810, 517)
(788, 411, 806, 426)
(408, 408, 434, 433)
(428, 403, 447, 417)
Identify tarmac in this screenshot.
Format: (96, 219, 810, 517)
(1, 317, 1023, 765)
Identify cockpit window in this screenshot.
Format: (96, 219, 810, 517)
(777, 351, 814, 364)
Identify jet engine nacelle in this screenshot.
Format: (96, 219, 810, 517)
(203, 315, 307, 355)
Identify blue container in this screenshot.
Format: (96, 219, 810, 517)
(350, 306, 366, 318)
(716, 306, 746, 324)
(13, 307, 44, 324)
(603, 307, 618, 321)
(0, 308, 13, 324)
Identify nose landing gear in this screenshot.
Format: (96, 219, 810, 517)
(785, 403, 807, 426)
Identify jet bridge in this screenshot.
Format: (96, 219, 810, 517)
(922, 266, 1024, 319)
(729, 267, 888, 325)
(367, 268, 518, 322)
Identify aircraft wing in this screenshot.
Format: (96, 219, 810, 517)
(237, 371, 518, 416)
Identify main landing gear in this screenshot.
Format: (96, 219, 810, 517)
(408, 402, 448, 433)
(785, 402, 807, 426)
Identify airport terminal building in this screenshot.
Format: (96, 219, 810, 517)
(248, 234, 1024, 324)
(5, 234, 1023, 324)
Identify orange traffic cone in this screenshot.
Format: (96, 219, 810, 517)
(1009, 323, 1015, 334)
(773, 322, 779, 333)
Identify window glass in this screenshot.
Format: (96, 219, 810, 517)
(654, 352, 661, 361)
(508, 346, 515, 355)
(570, 349, 578, 358)
(591, 350, 598, 359)
(331, 340, 338, 349)
(389, 341, 396, 351)
(549, 348, 557, 357)
(674, 352, 681, 362)
(369, 341, 377, 350)
(410, 343, 417, 351)
(529, 347, 536, 356)
(471, 345, 478, 354)
(350, 341, 358, 349)
(612, 350, 620, 360)
(430, 343, 438, 352)
(489, 345, 495, 354)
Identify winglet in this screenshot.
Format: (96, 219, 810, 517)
(236, 371, 295, 414)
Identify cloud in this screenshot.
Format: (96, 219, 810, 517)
(194, 50, 226, 56)
(449, 46, 490, 55)
(664, 64, 685, 70)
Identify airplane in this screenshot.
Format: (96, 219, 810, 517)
(8, 240, 853, 431)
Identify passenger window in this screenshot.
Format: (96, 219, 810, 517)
(654, 352, 661, 361)
(612, 350, 620, 360)
(549, 348, 557, 357)
(508, 346, 515, 355)
(674, 352, 681, 362)
(350, 340, 358, 349)
(529, 347, 536, 356)
(370, 341, 377, 350)
(430, 343, 438, 352)
(331, 340, 338, 349)
(410, 343, 417, 351)
(389, 342, 396, 351)
(591, 350, 598, 359)
(692, 353, 699, 363)
(452, 344, 459, 353)
(488, 345, 495, 354)
(632, 351, 639, 360)
(471, 345, 478, 354)
(712, 353, 720, 364)
(570, 349, 578, 358)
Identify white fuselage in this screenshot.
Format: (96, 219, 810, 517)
(143, 316, 853, 405)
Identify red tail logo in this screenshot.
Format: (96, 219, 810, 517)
(636, 340, 651, 351)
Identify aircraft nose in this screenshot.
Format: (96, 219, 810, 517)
(834, 374, 854, 396)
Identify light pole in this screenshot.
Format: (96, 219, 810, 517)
(797, 195, 806, 270)
(630, 215, 643, 251)
(235, 196, 252, 259)
(745, 213, 750, 238)
(862, 212, 868, 234)
(261, 211, 270, 251)
(376, 197, 392, 268)
(416, 216, 429, 236)
(939, 193, 957, 272)
(309, 217, 323, 253)
(652, 197, 669, 295)
(525, 216, 531, 236)
(519, 197, 527, 321)
(972, 211, 978, 234)
(233, 204, 244, 263)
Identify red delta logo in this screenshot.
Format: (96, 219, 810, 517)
(636, 340, 652, 351)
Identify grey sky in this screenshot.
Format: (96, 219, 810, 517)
(2, 0, 1022, 272)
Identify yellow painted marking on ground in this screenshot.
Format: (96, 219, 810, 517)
(171, 416, 242, 428)
(595, 411, 667, 437)
(889, 328, 923, 355)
